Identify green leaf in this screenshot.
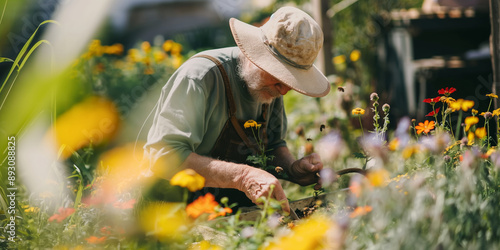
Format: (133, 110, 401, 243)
(353, 152, 367, 158)
(0, 57, 14, 63)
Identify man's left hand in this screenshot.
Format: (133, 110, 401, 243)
(288, 153, 323, 187)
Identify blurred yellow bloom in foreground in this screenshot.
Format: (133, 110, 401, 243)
(47, 96, 120, 159)
(98, 142, 149, 194)
(139, 202, 190, 241)
(402, 144, 419, 159)
(366, 168, 390, 187)
(170, 169, 205, 192)
(333, 55, 346, 65)
(475, 127, 487, 139)
(188, 240, 222, 250)
(265, 215, 333, 250)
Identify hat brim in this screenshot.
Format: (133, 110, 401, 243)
(229, 18, 330, 98)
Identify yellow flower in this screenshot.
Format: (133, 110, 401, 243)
(333, 55, 346, 65)
(475, 127, 487, 139)
(163, 40, 174, 52)
(139, 202, 190, 241)
(472, 109, 478, 115)
(402, 144, 419, 159)
(493, 108, 500, 116)
(141, 41, 151, 53)
(24, 205, 40, 213)
(170, 169, 205, 192)
(486, 148, 496, 157)
(350, 49, 361, 62)
(153, 51, 166, 63)
(388, 138, 399, 151)
(127, 48, 142, 63)
(366, 168, 390, 187)
(468, 132, 475, 146)
(171, 43, 183, 56)
(244, 120, 258, 128)
(486, 93, 498, 99)
(449, 99, 474, 112)
(172, 54, 184, 69)
(265, 214, 333, 250)
(103, 43, 124, 55)
(46, 96, 121, 159)
(352, 108, 365, 115)
(464, 116, 479, 131)
(188, 240, 222, 250)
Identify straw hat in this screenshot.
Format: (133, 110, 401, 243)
(230, 6, 330, 97)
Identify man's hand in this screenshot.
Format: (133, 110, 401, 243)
(289, 153, 323, 187)
(238, 167, 291, 214)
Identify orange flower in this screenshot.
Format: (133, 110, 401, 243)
(186, 193, 219, 219)
(415, 120, 435, 135)
(208, 207, 233, 220)
(48, 207, 75, 223)
(86, 236, 107, 244)
(349, 206, 373, 218)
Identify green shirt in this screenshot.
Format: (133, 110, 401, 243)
(145, 47, 287, 178)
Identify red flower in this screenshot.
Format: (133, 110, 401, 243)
(438, 87, 456, 96)
(48, 207, 75, 223)
(426, 107, 440, 117)
(423, 96, 441, 104)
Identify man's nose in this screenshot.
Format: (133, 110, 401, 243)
(276, 83, 291, 95)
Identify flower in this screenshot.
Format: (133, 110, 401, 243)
(170, 169, 205, 192)
(388, 138, 400, 151)
(208, 207, 233, 220)
(382, 103, 390, 113)
(486, 93, 498, 99)
(415, 120, 435, 134)
(139, 202, 189, 241)
(333, 55, 346, 64)
(244, 120, 260, 129)
(493, 108, 500, 116)
(185, 193, 219, 219)
(366, 168, 390, 187)
(188, 240, 222, 250)
(464, 116, 479, 131)
(46, 96, 121, 159)
(370, 92, 379, 101)
(349, 206, 373, 218)
(352, 108, 365, 115)
(86, 236, 107, 244)
(426, 107, 440, 117)
(350, 49, 361, 62)
(264, 215, 333, 250)
(48, 207, 75, 223)
(438, 87, 456, 96)
(24, 205, 40, 213)
(449, 99, 474, 112)
(163, 40, 174, 52)
(141, 41, 151, 53)
(423, 96, 441, 104)
(475, 127, 487, 139)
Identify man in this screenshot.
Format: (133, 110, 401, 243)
(145, 6, 330, 214)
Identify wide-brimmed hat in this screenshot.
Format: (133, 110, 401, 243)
(230, 6, 330, 97)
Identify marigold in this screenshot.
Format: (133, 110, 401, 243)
(170, 169, 205, 192)
(349, 205, 373, 218)
(464, 116, 479, 131)
(438, 87, 456, 96)
(493, 108, 500, 116)
(333, 54, 346, 64)
(415, 120, 435, 135)
(350, 49, 361, 62)
(352, 108, 365, 115)
(185, 193, 219, 219)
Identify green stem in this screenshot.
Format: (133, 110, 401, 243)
(455, 110, 463, 141)
(358, 116, 364, 137)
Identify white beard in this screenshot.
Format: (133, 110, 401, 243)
(237, 55, 280, 104)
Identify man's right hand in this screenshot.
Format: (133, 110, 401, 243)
(238, 166, 291, 214)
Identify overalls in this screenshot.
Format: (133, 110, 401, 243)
(188, 55, 271, 210)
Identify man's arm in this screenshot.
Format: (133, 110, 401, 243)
(270, 146, 323, 187)
(181, 152, 292, 214)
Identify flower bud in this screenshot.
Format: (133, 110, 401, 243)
(370, 92, 379, 102)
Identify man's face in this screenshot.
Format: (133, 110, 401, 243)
(239, 56, 292, 104)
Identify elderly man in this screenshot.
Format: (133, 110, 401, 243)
(145, 6, 330, 214)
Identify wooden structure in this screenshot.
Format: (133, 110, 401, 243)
(376, 6, 492, 120)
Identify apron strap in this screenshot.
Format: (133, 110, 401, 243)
(192, 54, 255, 152)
